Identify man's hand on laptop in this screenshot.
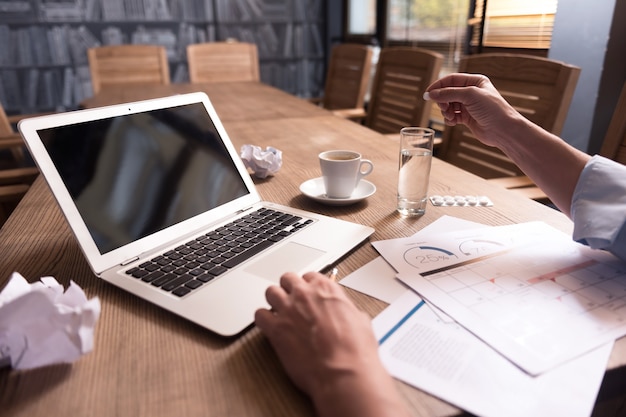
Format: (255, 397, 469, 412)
(254, 271, 411, 417)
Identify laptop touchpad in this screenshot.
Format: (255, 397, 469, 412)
(244, 242, 326, 283)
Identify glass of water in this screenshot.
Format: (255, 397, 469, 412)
(397, 127, 435, 216)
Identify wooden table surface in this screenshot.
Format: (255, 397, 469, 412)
(1, 82, 623, 416)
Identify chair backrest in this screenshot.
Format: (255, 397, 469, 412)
(599, 81, 626, 165)
(187, 41, 260, 83)
(321, 43, 373, 110)
(365, 47, 443, 134)
(88, 45, 170, 94)
(0, 101, 27, 164)
(439, 53, 581, 179)
(0, 102, 11, 136)
(0, 102, 39, 227)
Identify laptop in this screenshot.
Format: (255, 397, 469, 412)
(18, 92, 374, 336)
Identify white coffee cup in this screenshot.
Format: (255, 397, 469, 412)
(319, 150, 374, 199)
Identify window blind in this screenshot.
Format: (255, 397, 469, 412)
(471, 0, 558, 49)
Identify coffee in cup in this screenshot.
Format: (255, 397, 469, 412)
(319, 150, 373, 199)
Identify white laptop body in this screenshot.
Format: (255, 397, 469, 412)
(18, 92, 374, 336)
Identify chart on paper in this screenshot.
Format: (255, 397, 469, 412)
(389, 222, 626, 375)
(373, 222, 523, 276)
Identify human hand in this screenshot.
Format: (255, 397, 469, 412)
(424, 73, 524, 148)
(255, 271, 379, 397)
(255, 271, 411, 417)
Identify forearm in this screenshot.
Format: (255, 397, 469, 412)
(312, 363, 411, 417)
(491, 114, 590, 216)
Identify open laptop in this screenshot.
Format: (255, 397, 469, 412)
(18, 92, 374, 336)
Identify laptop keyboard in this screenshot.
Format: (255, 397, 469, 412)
(125, 208, 313, 297)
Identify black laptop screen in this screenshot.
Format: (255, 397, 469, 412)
(38, 102, 249, 254)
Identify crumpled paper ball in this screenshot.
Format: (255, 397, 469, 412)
(240, 145, 282, 179)
(0, 272, 100, 370)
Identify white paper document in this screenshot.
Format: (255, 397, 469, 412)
(373, 291, 612, 417)
(340, 215, 488, 304)
(372, 221, 551, 276)
(375, 221, 626, 375)
(339, 256, 408, 304)
(0, 272, 101, 370)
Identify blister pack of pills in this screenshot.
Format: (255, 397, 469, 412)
(429, 194, 493, 207)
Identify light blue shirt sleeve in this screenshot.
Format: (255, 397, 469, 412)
(571, 155, 626, 261)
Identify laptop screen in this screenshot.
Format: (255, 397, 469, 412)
(38, 102, 249, 254)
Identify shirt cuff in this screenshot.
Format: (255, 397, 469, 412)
(571, 155, 626, 251)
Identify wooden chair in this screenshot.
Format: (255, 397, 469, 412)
(438, 53, 581, 201)
(0, 103, 26, 165)
(88, 45, 170, 94)
(599, 81, 626, 164)
(187, 41, 260, 83)
(0, 103, 39, 227)
(335, 47, 443, 146)
(362, 47, 443, 134)
(312, 43, 373, 114)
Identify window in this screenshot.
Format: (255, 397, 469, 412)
(343, 0, 557, 73)
(347, 0, 377, 36)
(385, 0, 471, 74)
(471, 0, 558, 50)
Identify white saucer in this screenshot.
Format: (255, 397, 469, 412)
(299, 177, 376, 206)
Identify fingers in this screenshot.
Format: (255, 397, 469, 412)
(433, 101, 461, 126)
(254, 308, 274, 332)
(302, 271, 326, 283)
(263, 271, 314, 312)
(262, 270, 341, 317)
(424, 74, 490, 126)
(279, 271, 302, 293)
(256, 274, 299, 335)
(265, 284, 289, 311)
(425, 86, 470, 106)
(425, 72, 488, 93)
(424, 73, 491, 107)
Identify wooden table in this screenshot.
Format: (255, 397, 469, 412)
(79, 81, 331, 122)
(1, 82, 623, 416)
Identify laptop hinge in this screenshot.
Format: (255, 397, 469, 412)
(237, 206, 255, 214)
(121, 256, 140, 266)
